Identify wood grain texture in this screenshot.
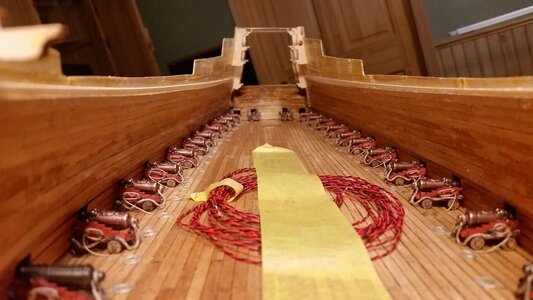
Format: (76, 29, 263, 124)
(58, 120, 531, 300)
(232, 85, 306, 119)
(306, 76, 533, 250)
(311, 0, 425, 75)
(436, 16, 533, 77)
(34, 0, 119, 76)
(91, 0, 160, 76)
(227, 0, 321, 84)
(0, 79, 232, 292)
(407, 0, 442, 76)
(0, 0, 40, 27)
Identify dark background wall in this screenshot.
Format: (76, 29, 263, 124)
(423, 0, 532, 43)
(135, 0, 235, 74)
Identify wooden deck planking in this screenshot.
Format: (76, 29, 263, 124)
(60, 120, 531, 299)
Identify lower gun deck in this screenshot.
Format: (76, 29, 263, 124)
(60, 120, 532, 300)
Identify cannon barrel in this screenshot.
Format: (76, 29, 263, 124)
(327, 125, 344, 131)
(369, 148, 393, 156)
(18, 265, 104, 291)
(89, 209, 138, 229)
(204, 125, 222, 132)
(390, 161, 422, 172)
(172, 148, 196, 157)
(190, 139, 208, 147)
(459, 208, 512, 226)
(339, 131, 361, 138)
(390, 161, 415, 172)
(415, 178, 451, 190)
(129, 179, 159, 193)
(351, 137, 372, 145)
(150, 161, 179, 174)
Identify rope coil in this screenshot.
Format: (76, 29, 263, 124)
(178, 168, 404, 263)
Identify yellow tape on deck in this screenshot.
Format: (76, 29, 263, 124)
(189, 178, 243, 202)
(253, 144, 390, 300)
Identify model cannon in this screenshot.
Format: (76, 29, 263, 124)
(212, 119, 233, 131)
(336, 131, 362, 147)
(220, 115, 239, 125)
(168, 147, 199, 169)
(10, 264, 105, 300)
(349, 137, 376, 155)
(191, 133, 216, 148)
(146, 161, 183, 187)
(224, 113, 241, 123)
(324, 124, 348, 138)
(409, 177, 462, 209)
(279, 107, 294, 121)
(516, 263, 533, 300)
(195, 130, 221, 142)
(71, 209, 140, 255)
(386, 160, 426, 186)
(452, 208, 520, 251)
(309, 116, 330, 128)
(119, 178, 165, 213)
(183, 137, 212, 156)
(247, 108, 261, 121)
(306, 114, 322, 126)
(298, 112, 317, 122)
(204, 124, 224, 133)
(362, 147, 397, 168)
(314, 118, 336, 131)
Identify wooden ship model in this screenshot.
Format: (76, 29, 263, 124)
(1, 20, 533, 300)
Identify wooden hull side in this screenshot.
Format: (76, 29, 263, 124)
(0, 79, 233, 291)
(306, 76, 533, 251)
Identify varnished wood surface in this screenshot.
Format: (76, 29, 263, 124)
(61, 121, 531, 300)
(310, 0, 425, 75)
(227, 0, 322, 84)
(305, 76, 533, 251)
(232, 85, 306, 119)
(0, 80, 232, 292)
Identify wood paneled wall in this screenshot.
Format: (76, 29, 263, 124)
(306, 76, 533, 251)
(436, 16, 533, 77)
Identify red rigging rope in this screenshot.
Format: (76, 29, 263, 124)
(177, 168, 404, 263)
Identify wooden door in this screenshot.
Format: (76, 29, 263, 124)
(311, 0, 425, 75)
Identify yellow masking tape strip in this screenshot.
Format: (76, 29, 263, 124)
(253, 144, 390, 300)
(189, 178, 243, 202)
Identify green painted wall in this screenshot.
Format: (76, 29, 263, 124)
(423, 0, 532, 43)
(135, 0, 235, 74)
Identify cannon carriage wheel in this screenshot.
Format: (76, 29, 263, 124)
(469, 236, 485, 250)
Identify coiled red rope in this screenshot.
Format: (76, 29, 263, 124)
(178, 168, 404, 263)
